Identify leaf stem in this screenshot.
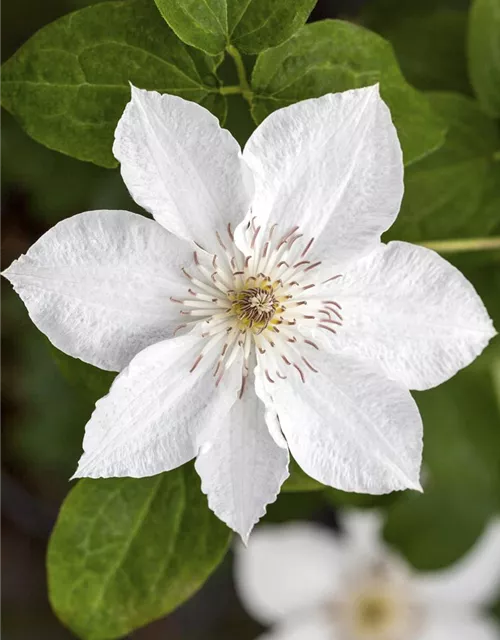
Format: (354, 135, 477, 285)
(219, 85, 243, 95)
(225, 45, 253, 105)
(419, 237, 500, 254)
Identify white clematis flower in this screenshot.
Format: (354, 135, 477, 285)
(3, 84, 495, 541)
(235, 513, 500, 640)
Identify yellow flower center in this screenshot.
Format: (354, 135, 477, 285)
(229, 284, 280, 332)
(355, 593, 396, 635)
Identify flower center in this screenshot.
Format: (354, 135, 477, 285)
(339, 560, 417, 640)
(355, 593, 396, 636)
(171, 220, 344, 397)
(229, 284, 280, 332)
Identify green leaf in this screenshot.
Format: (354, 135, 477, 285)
(468, 0, 500, 117)
(387, 92, 500, 243)
(48, 465, 231, 639)
(282, 458, 325, 492)
(153, 0, 316, 56)
(250, 20, 447, 166)
(326, 488, 399, 510)
(384, 361, 500, 570)
(262, 489, 326, 523)
(1, 0, 225, 168)
(361, 0, 471, 95)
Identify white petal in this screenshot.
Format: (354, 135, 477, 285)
(113, 86, 253, 252)
(418, 615, 500, 640)
(257, 613, 339, 640)
(324, 241, 496, 390)
(413, 517, 500, 607)
(195, 381, 289, 542)
(341, 510, 385, 555)
(267, 351, 423, 493)
(73, 334, 243, 478)
(2, 210, 193, 371)
(234, 523, 343, 625)
(238, 85, 403, 263)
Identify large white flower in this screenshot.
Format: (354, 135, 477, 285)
(3, 85, 495, 540)
(235, 513, 500, 640)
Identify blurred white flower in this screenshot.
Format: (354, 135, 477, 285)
(235, 513, 500, 639)
(3, 84, 495, 540)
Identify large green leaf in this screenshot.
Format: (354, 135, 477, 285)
(468, 0, 500, 117)
(250, 20, 446, 166)
(387, 92, 500, 243)
(361, 0, 471, 95)
(153, 0, 316, 56)
(384, 357, 500, 570)
(48, 465, 231, 639)
(1, 0, 225, 168)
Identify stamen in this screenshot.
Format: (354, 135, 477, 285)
(322, 274, 342, 284)
(216, 230, 227, 251)
(265, 370, 275, 384)
(293, 364, 305, 383)
(304, 261, 322, 272)
(301, 237, 314, 257)
(319, 324, 337, 335)
(251, 226, 261, 249)
(304, 339, 319, 350)
(173, 324, 187, 336)
(190, 355, 203, 373)
(176, 221, 344, 394)
(302, 357, 318, 373)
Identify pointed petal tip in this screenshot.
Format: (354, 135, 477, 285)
(129, 82, 145, 99)
(410, 480, 424, 493)
(367, 81, 381, 93)
(69, 468, 81, 482)
(239, 531, 251, 547)
(1, 258, 22, 281)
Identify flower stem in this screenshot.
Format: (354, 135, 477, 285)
(419, 237, 500, 254)
(226, 44, 253, 105)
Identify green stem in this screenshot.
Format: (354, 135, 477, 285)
(419, 236, 500, 254)
(218, 85, 243, 95)
(226, 44, 253, 105)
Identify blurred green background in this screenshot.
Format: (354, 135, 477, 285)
(2, 0, 499, 637)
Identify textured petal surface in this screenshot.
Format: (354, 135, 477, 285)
(2, 210, 193, 371)
(266, 351, 423, 493)
(195, 381, 289, 542)
(73, 334, 243, 478)
(413, 518, 500, 607)
(323, 241, 496, 390)
(418, 615, 500, 640)
(257, 613, 339, 640)
(113, 86, 253, 252)
(238, 85, 403, 263)
(234, 523, 343, 625)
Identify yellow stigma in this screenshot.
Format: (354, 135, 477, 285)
(229, 284, 279, 333)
